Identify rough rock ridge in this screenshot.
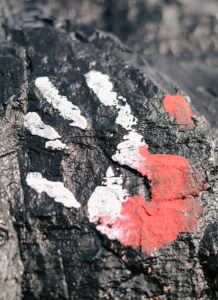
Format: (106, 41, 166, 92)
(0, 2, 217, 300)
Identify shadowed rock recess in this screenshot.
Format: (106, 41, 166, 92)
(0, 3, 218, 300)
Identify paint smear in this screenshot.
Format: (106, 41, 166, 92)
(89, 145, 205, 255)
(85, 70, 137, 130)
(88, 167, 128, 222)
(113, 138, 205, 202)
(35, 77, 87, 129)
(96, 195, 203, 255)
(112, 130, 146, 170)
(164, 94, 194, 129)
(24, 112, 61, 140)
(86, 71, 204, 255)
(26, 172, 81, 208)
(138, 144, 204, 202)
(45, 139, 69, 150)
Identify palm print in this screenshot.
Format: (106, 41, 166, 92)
(24, 71, 205, 255)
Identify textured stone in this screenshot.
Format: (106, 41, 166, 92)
(5, 0, 218, 66)
(0, 2, 217, 300)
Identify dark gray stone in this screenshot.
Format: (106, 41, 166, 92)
(0, 1, 217, 300)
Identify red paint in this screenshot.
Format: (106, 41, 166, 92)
(138, 145, 204, 203)
(96, 144, 205, 255)
(97, 195, 203, 255)
(164, 94, 194, 129)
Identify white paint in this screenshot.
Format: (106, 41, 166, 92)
(112, 130, 146, 170)
(85, 71, 118, 106)
(116, 103, 137, 130)
(106, 166, 115, 178)
(85, 70, 146, 170)
(117, 95, 126, 101)
(24, 112, 61, 140)
(35, 77, 87, 129)
(85, 71, 150, 243)
(85, 70, 137, 130)
(88, 167, 128, 222)
(45, 139, 69, 150)
(26, 172, 81, 209)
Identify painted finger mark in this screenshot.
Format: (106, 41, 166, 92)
(35, 77, 87, 129)
(24, 112, 61, 140)
(26, 172, 81, 209)
(89, 147, 205, 255)
(164, 94, 195, 129)
(97, 195, 203, 255)
(85, 70, 137, 130)
(45, 140, 69, 150)
(138, 144, 205, 202)
(24, 79, 82, 208)
(85, 71, 205, 255)
(88, 167, 128, 223)
(24, 112, 68, 150)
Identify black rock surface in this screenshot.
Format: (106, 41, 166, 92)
(144, 55, 218, 136)
(4, 0, 218, 132)
(199, 222, 218, 294)
(0, 2, 218, 300)
(5, 0, 218, 66)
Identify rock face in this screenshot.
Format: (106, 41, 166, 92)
(0, 43, 26, 300)
(145, 55, 218, 132)
(0, 2, 218, 300)
(5, 0, 218, 66)
(4, 0, 218, 131)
